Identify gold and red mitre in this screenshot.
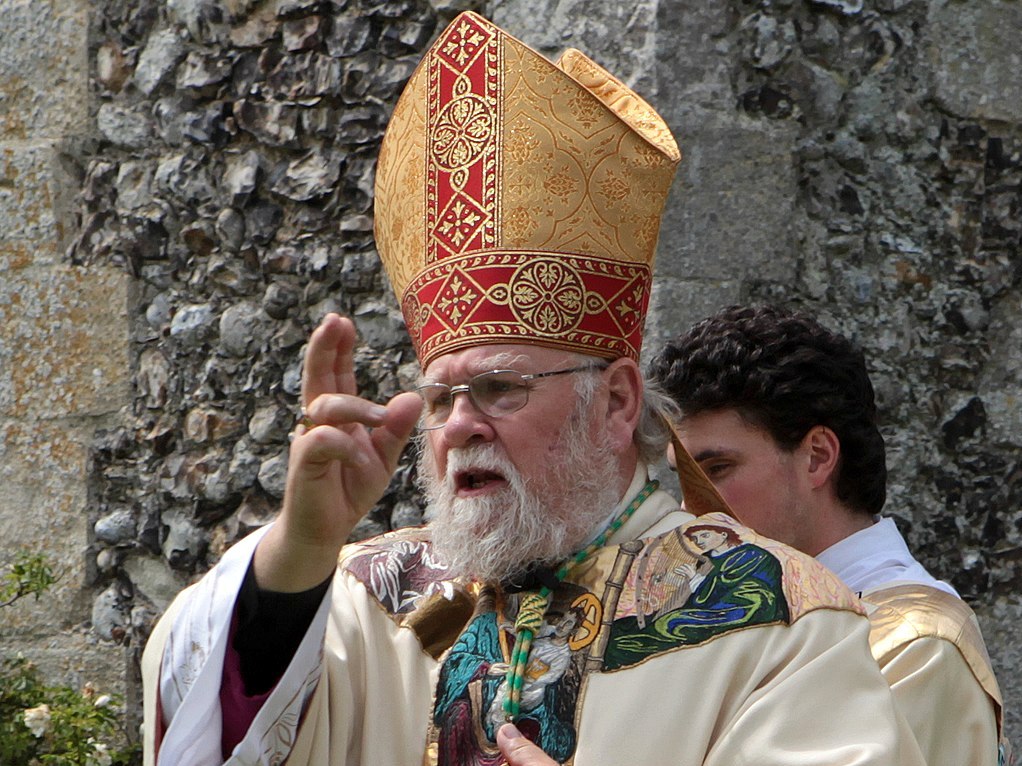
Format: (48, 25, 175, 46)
(374, 11, 681, 369)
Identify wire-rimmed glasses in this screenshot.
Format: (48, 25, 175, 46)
(413, 364, 608, 431)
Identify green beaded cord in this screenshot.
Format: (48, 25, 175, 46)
(501, 480, 658, 721)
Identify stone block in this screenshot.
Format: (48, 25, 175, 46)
(0, 425, 89, 548)
(0, 636, 127, 702)
(928, 0, 1022, 122)
(491, 0, 659, 96)
(979, 391, 1022, 448)
(978, 289, 1022, 446)
(0, 419, 90, 485)
(0, 476, 91, 634)
(122, 556, 187, 611)
(0, 142, 73, 249)
(133, 27, 187, 96)
(655, 2, 734, 113)
(654, 108, 799, 284)
(642, 277, 742, 367)
(0, 0, 89, 137)
(0, 239, 60, 273)
(0, 422, 103, 649)
(0, 266, 129, 417)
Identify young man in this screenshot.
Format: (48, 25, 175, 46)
(143, 16, 923, 766)
(652, 304, 1007, 766)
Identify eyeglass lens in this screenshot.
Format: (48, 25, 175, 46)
(416, 370, 530, 429)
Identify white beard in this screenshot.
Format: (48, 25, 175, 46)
(421, 403, 624, 583)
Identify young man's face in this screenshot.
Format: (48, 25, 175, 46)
(674, 409, 815, 553)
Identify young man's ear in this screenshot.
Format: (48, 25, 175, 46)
(803, 425, 841, 490)
(603, 358, 643, 452)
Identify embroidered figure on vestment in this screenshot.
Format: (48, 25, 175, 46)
(341, 515, 817, 766)
(433, 588, 585, 765)
(605, 522, 789, 670)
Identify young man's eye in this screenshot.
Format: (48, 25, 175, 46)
(703, 462, 731, 478)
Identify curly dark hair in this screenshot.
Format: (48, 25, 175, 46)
(649, 305, 886, 515)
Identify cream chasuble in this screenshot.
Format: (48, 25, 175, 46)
(819, 519, 1007, 765)
(144, 470, 924, 766)
(864, 584, 1007, 766)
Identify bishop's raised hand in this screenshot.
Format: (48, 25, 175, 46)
(253, 313, 420, 592)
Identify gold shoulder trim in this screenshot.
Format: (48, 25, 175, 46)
(863, 584, 1003, 735)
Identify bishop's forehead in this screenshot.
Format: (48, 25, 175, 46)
(421, 344, 589, 383)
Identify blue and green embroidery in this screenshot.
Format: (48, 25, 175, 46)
(434, 604, 580, 765)
(345, 519, 793, 766)
(605, 526, 788, 670)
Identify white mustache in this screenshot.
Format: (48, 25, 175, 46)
(444, 444, 516, 485)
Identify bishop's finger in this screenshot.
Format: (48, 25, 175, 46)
(302, 313, 359, 405)
(368, 392, 422, 471)
(304, 392, 389, 430)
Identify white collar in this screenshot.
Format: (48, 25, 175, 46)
(817, 517, 958, 597)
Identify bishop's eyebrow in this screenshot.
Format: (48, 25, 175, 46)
(419, 353, 532, 386)
(473, 352, 529, 372)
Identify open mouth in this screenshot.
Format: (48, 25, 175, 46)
(454, 468, 506, 494)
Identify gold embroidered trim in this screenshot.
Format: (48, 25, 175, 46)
(863, 583, 1004, 737)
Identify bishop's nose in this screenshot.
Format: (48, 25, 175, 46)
(439, 390, 494, 448)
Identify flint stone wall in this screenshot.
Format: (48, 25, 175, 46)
(0, 0, 130, 705)
(1, 0, 1019, 747)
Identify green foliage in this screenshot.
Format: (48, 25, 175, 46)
(0, 553, 140, 765)
(0, 550, 59, 608)
(0, 655, 139, 765)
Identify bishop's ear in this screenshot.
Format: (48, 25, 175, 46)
(803, 425, 841, 489)
(602, 358, 643, 452)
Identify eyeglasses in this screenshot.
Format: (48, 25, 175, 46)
(414, 364, 608, 431)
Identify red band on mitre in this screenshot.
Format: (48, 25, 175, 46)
(402, 250, 652, 368)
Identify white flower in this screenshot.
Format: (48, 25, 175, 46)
(86, 738, 113, 766)
(22, 703, 51, 738)
(94, 694, 112, 708)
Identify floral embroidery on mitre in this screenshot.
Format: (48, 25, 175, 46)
(426, 14, 501, 265)
(403, 251, 652, 367)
